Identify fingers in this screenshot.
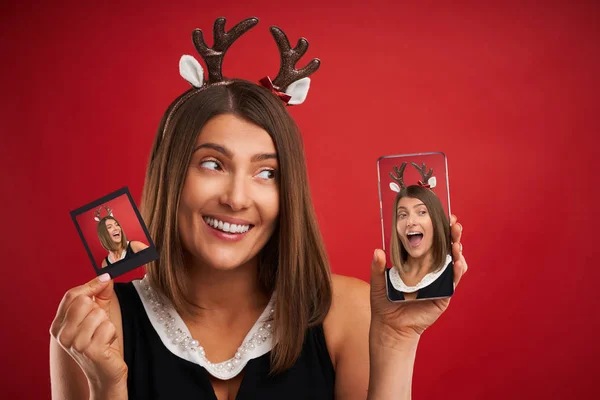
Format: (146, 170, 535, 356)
(451, 218, 463, 243)
(70, 307, 109, 355)
(50, 274, 112, 339)
(452, 242, 468, 288)
(91, 320, 118, 349)
(93, 278, 115, 314)
(54, 295, 98, 349)
(449, 214, 468, 288)
(369, 249, 387, 296)
(451, 240, 462, 262)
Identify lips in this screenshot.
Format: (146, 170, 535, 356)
(406, 232, 423, 247)
(202, 216, 254, 243)
(203, 216, 253, 234)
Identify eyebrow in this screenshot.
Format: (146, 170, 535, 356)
(193, 142, 278, 162)
(397, 203, 426, 211)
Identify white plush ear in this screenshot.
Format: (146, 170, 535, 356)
(179, 55, 204, 88)
(285, 77, 311, 105)
(389, 182, 400, 193)
(94, 217, 100, 222)
(428, 177, 437, 188)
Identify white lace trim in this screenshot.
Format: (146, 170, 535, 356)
(132, 276, 275, 380)
(389, 254, 452, 293)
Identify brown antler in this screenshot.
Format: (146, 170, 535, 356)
(270, 26, 321, 91)
(411, 162, 434, 184)
(192, 17, 259, 84)
(94, 206, 113, 221)
(389, 163, 408, 190)
(94, 207, 102, 221)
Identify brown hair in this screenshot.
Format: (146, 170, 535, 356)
(140, 80, 332, 374)
(96, 216, 128, 252)
(389, 185, 450, 272)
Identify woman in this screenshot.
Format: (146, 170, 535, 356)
(49, 17, 468, 399)
(96, 215, 149, 268)
(388, 184, 455, 301)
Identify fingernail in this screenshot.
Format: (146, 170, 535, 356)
(98, 273, 111, 282)
(460, 243, 463, 253)
(373, 250, 378, 262)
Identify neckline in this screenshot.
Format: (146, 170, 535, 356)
(108, 241, 129, 263)
(389, 254, 452, 293)
(132, 275, 275, 380)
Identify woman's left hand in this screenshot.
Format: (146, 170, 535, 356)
(369, 214, 468, 343)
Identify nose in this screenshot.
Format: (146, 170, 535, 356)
(406, 213, 417, 227)
(220, 173, 251, 211)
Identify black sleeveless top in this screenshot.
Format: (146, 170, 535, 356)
(105, 242, 135, 266)
(385, 260, 454, 301)
(114, 282, 336, 399)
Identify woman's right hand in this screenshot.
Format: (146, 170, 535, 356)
(49, 274, 127, 393)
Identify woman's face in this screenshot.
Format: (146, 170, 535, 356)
(105, 219, 122, 244)
(396, 196, 434, 261)
(178, 114, 280, 271)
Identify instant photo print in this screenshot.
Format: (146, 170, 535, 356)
(377, 152, 454, 302)
(70, 187, 158, 278)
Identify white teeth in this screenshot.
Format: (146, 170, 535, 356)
(407, 232, 422, 236)
(203, 217, 250, 234)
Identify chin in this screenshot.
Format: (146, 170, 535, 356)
(408, 251, 424, 259)
(197, 249, 257, 271)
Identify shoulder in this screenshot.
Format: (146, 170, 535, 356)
(129, 240, 149, 253)
(322, 274, 371, 397)
(323, 274, 370, 364)
(101, 258, 107, 268)
(330, 274, 370, 311)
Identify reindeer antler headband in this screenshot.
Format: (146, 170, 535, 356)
(178, 17, 320, 105)
(93, 206, 114, 222)
(162, 17, 320, 139)
(389, 162, 437, 193)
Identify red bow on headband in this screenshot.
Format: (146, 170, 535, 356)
(417, 180, 431, 189)
(259, 76, 292, 104)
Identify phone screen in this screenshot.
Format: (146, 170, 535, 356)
(377, 152, 454, 302)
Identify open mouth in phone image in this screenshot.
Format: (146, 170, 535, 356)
(377, 152, 454, 302)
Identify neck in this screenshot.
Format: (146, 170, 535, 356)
(401, 252, 434, 277)
(182, 256, 270, 321)
(109, 244, 125, 259)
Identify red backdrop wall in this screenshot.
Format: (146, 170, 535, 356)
(75, 193, 148, 269)
(1, 1, 599, 398)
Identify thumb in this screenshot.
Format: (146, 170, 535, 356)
(86, 273, 115, 312)
(369, 249, 387, 296)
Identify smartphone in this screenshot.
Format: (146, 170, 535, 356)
(377, 152, 454, 302)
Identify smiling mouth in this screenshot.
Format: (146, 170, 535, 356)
(203, 216, 253, 234)
(406, 232, 423, 247)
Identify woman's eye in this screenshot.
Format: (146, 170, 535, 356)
(200, 160, 221, 171)
(418, 210, 428, 216)
(257, 169, 276, 180)
(397, 213, 407, 219)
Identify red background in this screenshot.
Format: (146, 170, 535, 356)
(1, 0, 599, 398)
(75, 193, 148, 269)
